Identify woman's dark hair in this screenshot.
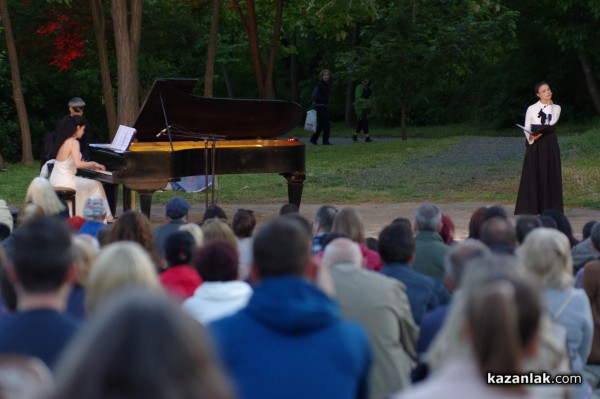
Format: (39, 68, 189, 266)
(192, 241, 239, 282)
(468, 206, 487, 239)
(534, 81, 549, 94)
(540, 209, 579, 247)
(51, 115, 86, 159)
(232, 209, 256, 238)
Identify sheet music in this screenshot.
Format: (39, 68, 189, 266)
(90, 125, 136, 152)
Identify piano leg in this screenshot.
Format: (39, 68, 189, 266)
(282, 172, 305, 209)
(138, 191, 154, 218)
(123, 187, 134, 212)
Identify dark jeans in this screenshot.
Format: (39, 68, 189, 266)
(355, 117, 369, 134)
(310, 106, 330, 144)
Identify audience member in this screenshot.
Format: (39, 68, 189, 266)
(583, 221, 598, 241)
(440, 214, 456, 246)
(324, 237, 418, 398)
(0, 217, 80, 369)
(481, 204, 508, 221)
(48, 289, 234, 399)
(0, 199, 14, 238)
(209, 217, 371, 399)
(378, 223, 450, 325)
(515, 214, 542, 244)
(178, 222, 204, 248)
(412, 203, 448, 283)
(332, 207, 382, 271)
(158, 231, 203, 301)
(467, 206, 487, 240)
(201, 204, 227, 224)
(85, 241, 161, 315)
(311, 204, 338, 253)
(581, 260, 600, 398)
(479, 216, 518, 255)
(540, 214, 558, 229)
(0, 244, 17, 316)
(66, 235, 99, 320)
(518, 227, 593, 398)
(541, 209, 579, 247)
(24, 177, 68, 219)
(152, 196, 191, 258)
(232, 208, 256, 281)
(279, 203, 299, 216)
(78, 196, 108, 238)
(395, 256, 543, 399)
(104, 210, 161, 268)
(572, 222, 600, 275)
(202, 218, 238, 250)
(182, 241, 252, 324)
(65, 216, 86, 233)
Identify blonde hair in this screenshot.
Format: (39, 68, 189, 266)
(72, 235, 100, 286)
(202, 219, 237, 250)
(25, 177, 66, 216)
(179, 223, 204, 247)
(86, 242, 161, 314)
(331, 207, 365, 244)
(517, 227, 574, 289)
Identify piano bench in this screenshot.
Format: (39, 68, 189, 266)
(53, 187, 76, 217)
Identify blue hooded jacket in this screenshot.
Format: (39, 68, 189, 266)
(209, 276, 371, 399)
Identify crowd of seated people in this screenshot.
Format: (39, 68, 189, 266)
(2, 180, 600, 399)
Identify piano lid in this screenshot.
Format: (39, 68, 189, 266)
(133, 78, 304, 141)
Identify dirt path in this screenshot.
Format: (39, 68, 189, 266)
(148, 201, 600, 242)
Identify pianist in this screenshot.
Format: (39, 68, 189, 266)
(49, 116, 113, 221)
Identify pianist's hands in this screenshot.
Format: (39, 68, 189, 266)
(92, 162, 106, 171)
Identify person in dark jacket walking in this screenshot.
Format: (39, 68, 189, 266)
(310, 69, 332, 145)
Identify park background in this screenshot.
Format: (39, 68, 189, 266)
(1, 0, 600, 214)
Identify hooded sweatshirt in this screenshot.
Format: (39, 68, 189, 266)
(182, 280, 252, 324)
(209, 276, 371, 399)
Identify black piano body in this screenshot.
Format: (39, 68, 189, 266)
(79, 78, 305, 217)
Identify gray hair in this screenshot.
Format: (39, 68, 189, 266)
(444, 239, 491, 287)
(415, 203, 442, 232)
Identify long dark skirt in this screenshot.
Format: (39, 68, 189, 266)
(514, 127, 563, 215)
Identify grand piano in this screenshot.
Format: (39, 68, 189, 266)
(79, 78, 306, 217)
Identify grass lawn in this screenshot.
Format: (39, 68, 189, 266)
(2, 123, 600, 210)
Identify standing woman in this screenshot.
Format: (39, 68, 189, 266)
(515, 82, 563, 215)
(49, 115, 113, 220)
(310, 69, 332, 145)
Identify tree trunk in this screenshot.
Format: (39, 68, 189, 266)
(400, 100, 407, 140)
(0, 0, 33, 164)
(244, 0, 265, 98)
(289, 31, 299, 103)
(345, 22, 361, 126)
(90, 0, 118, 137)
(578, 52, 600, 116)
(263, 0, 284, 99)
(111, 0, 142, 127)
(204, 0, 221, 97)
(220, 63, 235, 98)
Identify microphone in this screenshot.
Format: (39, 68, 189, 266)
(156, 127, 167, 138)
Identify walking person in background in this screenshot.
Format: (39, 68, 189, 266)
(353, 78, 373, 143)
(515, 81, 563, 215)
(310, 69, 332, 145)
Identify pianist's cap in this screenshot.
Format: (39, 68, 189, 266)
(166, 196, 191, 219)
(83, 196, 107, 220)
(68, 97, 86, 108)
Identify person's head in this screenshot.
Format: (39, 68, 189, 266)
(16, 203, 45, 227)
(517, 227, 573, 289)
(515, 215, 542, 245)
(252, 217, 311, 279)
(539, 215, 557, 229)
(589, 223, 600, 252)
(163, 231, 195, 268)
(468, 206, 487, 239)
(201, 219, 237, 250)
(322, 238, 363, 269)
(165, 196, 190, 221)
(414, 203, 442, 232)
(52, 115, 86, 158)
(583, 221, 598, 241)
(178, 223, 204, 247)
(9, 216, 74, 295)
(463, 258, 542, 382)
(83, 196, 108, 222)
(482, 205, 508, 221)
(541, 209, 578, 247)
(319, 69, 330, 81)
(232, 209, 256, 238)
(68, 97, 85, 115)
(86, 241, 161, 314)
(332, 207, 366, 244)
(279, 203, 298, 216)
(534, 81, 552, 103)
(201, 205, 227, 224)
(362, 77, 370, 86)
(192, 241, 239, 282)
(50, 289, 234, 399)
(444, 239, 490, 291)
(25, 177, 66, 217)
(378, 222, 415, 264)
(440, 214, 455, 245)
(104, 210, 159, 267)
(313, 205, 338, 235)
(72, 234, 100, 287)
(479, 217, 517, 253)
